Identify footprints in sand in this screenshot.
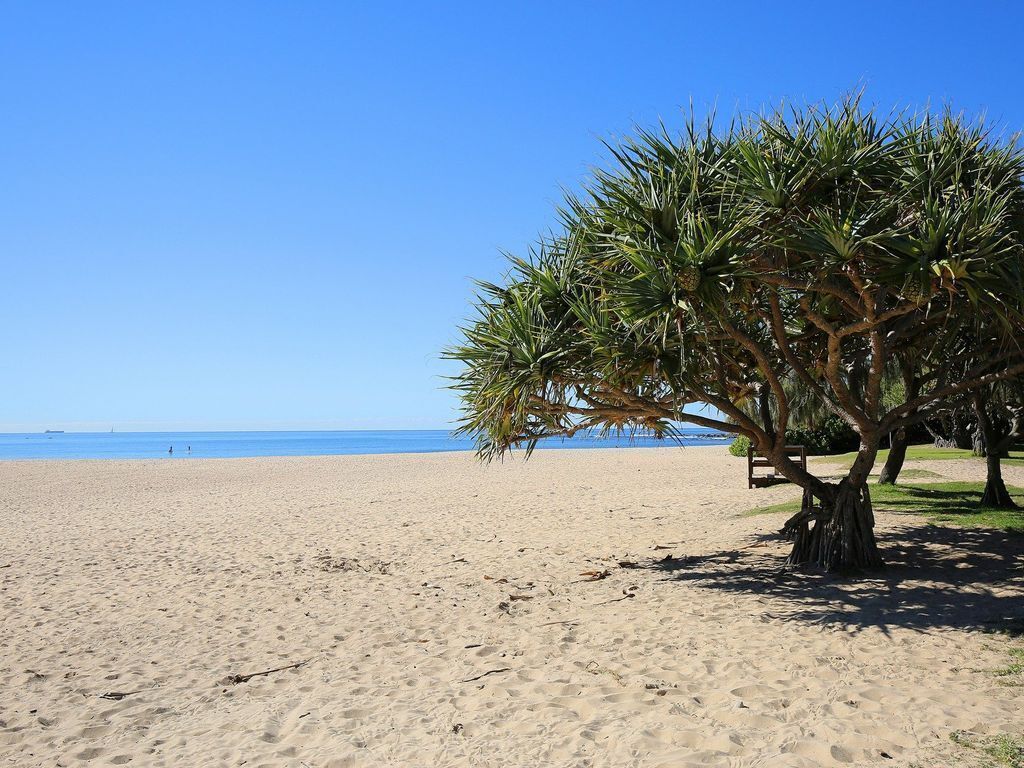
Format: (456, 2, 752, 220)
(2, 452, 1022, 766)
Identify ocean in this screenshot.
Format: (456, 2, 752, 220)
(0, 428, 729, 460)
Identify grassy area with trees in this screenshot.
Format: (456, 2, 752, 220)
(745, 480, 1024, 532)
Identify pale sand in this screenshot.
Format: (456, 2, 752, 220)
(1, 447, 1022, 768)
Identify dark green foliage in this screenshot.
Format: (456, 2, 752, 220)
(728, 435, 751, 457)
(730, 415, 856, 456)
(785, 415, 859, 455)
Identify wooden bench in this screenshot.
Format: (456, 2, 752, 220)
(747, 445, 807, 489)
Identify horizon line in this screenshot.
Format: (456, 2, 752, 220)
(1, 425, 728, 436)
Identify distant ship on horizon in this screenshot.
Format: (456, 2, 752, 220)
(44, 430, 64, 434)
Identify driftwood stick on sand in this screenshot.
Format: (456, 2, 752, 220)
(98, 688, 154, 701)
(227, 658, 311, 685)
(460, 667, 511, 683)
(595, 594, 636, 606)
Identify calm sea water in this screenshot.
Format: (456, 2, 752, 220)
(0, 429, 728, 460)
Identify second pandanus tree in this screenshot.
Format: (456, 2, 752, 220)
(448, 99, 1024, 572)
(973, 383, 1024, 508)
(958, 341, 1024, 507)
(887, 327, 1024, 506)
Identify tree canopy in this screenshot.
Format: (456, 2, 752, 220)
(448, 99, 1024, 570)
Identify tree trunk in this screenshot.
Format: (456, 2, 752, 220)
(757, 385, 776, 443)
(784, 480, 883, 570)
(980, 451, 1017, 508)
(773, 435, 883, 571)
(972, 426, 985, 457)
(877, 428, 908, 485)
(973, 391, 1017, 509)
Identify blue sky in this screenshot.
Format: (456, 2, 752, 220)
(2, 2, 1023, 432)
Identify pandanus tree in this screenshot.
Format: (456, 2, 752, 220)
(969, 370, 1024, 508)
(448, 100, 1024, 571)
(890, 324, 1024, 505)
(974, 387, 1024, 508)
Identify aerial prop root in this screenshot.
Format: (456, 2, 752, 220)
(782, 482, 883, 571)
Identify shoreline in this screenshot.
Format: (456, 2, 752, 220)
(0, 442, 732, 463)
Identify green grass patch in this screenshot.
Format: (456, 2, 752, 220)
(995, 661, 1024, 678)
(813, 467, 943, 482)
(744, 481, 1024, 532)
(879, 467, 943, 480)
(950, 731, 1024, 767)
(814, 444, 1024, 468)
(742, 498, 804, 517)
(994, 646, 1024, 681)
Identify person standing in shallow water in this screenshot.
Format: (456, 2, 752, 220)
(168, 446, 173, 455)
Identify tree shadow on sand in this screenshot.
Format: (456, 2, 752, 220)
(648, 524, 1024, 635)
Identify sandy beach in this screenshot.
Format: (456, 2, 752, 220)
(1, 446, 1022, 767)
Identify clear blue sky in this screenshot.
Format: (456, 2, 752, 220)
(2, 2, 1022, 432)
